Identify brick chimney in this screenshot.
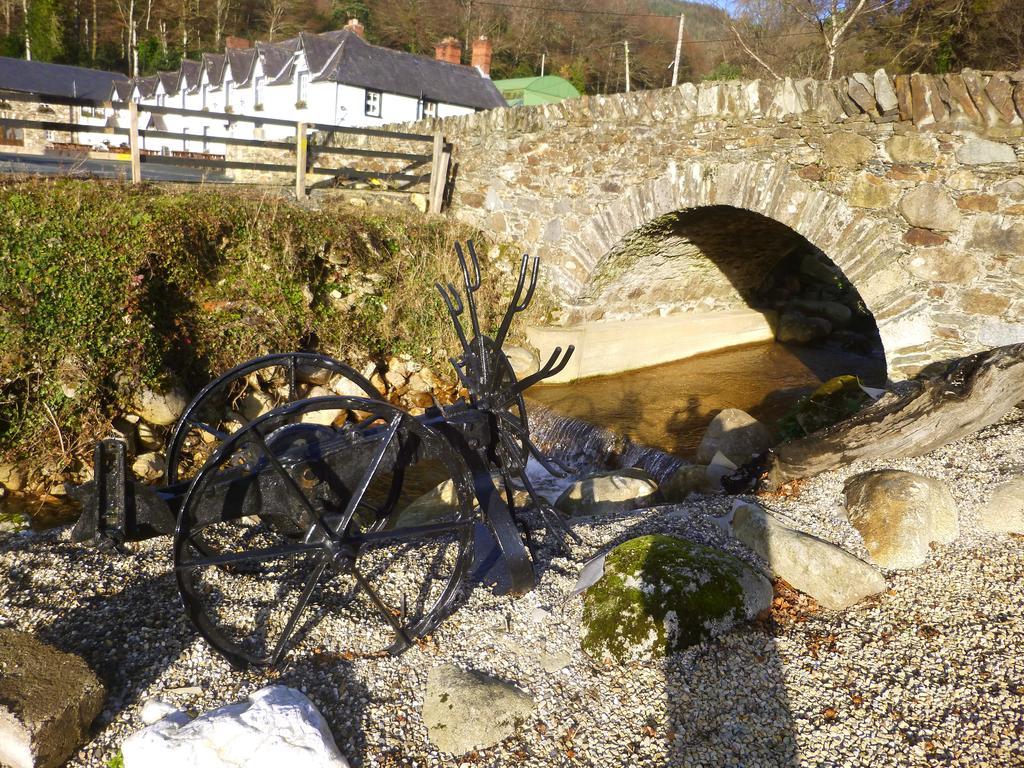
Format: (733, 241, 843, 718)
(345, 18, 365, 38)
(225, 35, 251, 49)
(471, 36, 492, 76)
(434, 36, 462, 65)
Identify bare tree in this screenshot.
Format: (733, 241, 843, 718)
(211, 0, 230, 47)
(785, 0, 895, 79)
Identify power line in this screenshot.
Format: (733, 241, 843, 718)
(470, 1, 834, 45)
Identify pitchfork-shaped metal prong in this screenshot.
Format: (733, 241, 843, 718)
(494, 254, 540, 350)
(512, 344, 576, 393)
(435, 281, 472, 357)
(455, 241, 489, 385)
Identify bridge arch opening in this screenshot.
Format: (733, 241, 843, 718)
(528, 205, 887, 457)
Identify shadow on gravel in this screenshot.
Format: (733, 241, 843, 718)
(33, 563, 371, 764)
(566, 513, 799, 767)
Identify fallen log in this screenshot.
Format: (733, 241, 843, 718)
(762, 344, 1024, 490)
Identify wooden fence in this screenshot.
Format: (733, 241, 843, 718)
(0, 90, 452, 212)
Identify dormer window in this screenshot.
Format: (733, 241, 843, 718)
(365, 89, 381, 117)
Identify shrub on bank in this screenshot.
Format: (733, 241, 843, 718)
(0, 179, 525, 479)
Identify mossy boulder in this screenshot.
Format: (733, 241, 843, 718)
(580, 534, 772, 663)
(777, 374, 873, 441)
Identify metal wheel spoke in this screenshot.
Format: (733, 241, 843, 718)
(270, 555, 330, 665)
(176, 540, 322, 570)
(351, 563, 414, 647)
(188, 418, 230, 442)
(348, 519, 474, 548)
(329, 413, 403, 537)
(287, 355, 297, 401)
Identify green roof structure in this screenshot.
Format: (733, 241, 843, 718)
(492, 75, 580, 107)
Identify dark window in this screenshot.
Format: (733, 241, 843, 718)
(364, 89, 382, 117)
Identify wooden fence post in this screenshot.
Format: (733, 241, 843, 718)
(128, 101, 141, 184)
(428, 130, 444, 214)
(295, 122, 308, 199)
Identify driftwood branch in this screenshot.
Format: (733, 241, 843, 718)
(762, 344, 1024, 490)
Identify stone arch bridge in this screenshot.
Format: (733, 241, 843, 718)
(413, 70, 1024, 379)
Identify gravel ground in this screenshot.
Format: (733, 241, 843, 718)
(1, 407, 1022, 768)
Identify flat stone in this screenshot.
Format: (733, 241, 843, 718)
(822, 132, 875, 167)
(844, 470, 959, 570)
(960, 289, 1011, 316)
(909, 74, 936, 126)
(903, 227, 948, 247)
(979, 476, 1024, 534)
(732, 503, 886, 609)
(898, 184, 960, 231)
(873, 69, 899, 113)
(885, 134, 937, 164)
(905, 247, 982, 284)
(956, 193, 998, 212)
(967, 215, 1024, 254)
(0, 629, 105, 768)
(696, 408, 773, 466)
(956, 138, 1016, 165)
(122, 686, 348, 768)
(985, 74, 1018, 123)
(555, 468, 659, 517)
(847, 75, 877, 115)
(849, 173, 900, 208)
(422, 665, 535, 755)
(944, 74, 983, 124)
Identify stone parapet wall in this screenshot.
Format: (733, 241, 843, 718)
(372, 70, 1023, 378)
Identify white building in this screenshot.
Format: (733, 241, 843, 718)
(122, 21, 505, 154)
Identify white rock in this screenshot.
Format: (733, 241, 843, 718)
(140, 698, 181, 726)
(0, 464, 26, 492)
(696, 408, 773, 466)
(955, 138, 1017, 165)
(132, 452, 166, 482)
(134, 385, 189, 426)
(122, 686, 349, 768)
(554, 468, 659, 517)
(503, 346, 540, 379)
(238, 390, 277, 421)
(136, 421, 163, 451)
(299, 387, 345, 426)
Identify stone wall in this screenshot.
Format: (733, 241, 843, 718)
(387, 68, 1024, 377)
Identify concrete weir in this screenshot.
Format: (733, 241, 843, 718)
(526, 309, 776, 383)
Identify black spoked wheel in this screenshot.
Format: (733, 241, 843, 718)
(165, 352, 380, 486)
(173, 396, 477, 669)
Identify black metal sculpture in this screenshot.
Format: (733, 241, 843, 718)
(72, 242, 575, 670)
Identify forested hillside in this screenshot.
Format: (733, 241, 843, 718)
(0, 0, 1020, 94)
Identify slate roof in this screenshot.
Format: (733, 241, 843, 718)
(201, 53, 227, 86)
(178, 59, 201, 91)
(226, 48, 257, 85)
(158, 71, 179, 95)
(314, 30, 504, 109)
(256, 42, 296, 82)
(136, 74, 159, 98)
(111, 80, 133, 100)
(0, 55, 127, 101)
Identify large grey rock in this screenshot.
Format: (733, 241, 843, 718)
(661, 464, 712, 502)
(580, 534, 772, 663)
(696, 408, 773, 466)
(122, 686, 348, 768)
(422, 665, 535, 754)
(732, 503, 886, 609)
(134, 385, 189, 426)
(555, 468, 659, 517)
(777, 312, 832, 344)
(843, 470, 959, 570)
(0, 629, 106, 768)
(822, 132, 875, 167)
(898, 184, 960, 231)
(955, 138, 1017, 165)
(873, 68, 899, 113)
(978, 476, 1024, 534)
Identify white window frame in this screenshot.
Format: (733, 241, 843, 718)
(420, 98, 437, 119)
(296, 72, 308, 104)
(364, 89, 382, 117)
(254, 75, 264, 105)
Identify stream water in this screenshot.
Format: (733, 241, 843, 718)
(527, 340, 886, 471)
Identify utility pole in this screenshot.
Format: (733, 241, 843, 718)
(540, 52, 545, 77)
(623, 40, 630, 93)
(671, 13, 685, 86)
